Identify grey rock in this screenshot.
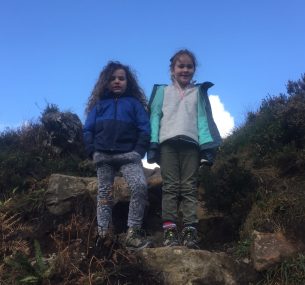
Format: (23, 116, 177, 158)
(46, 168, 162, 215)
(138, 247, 257, 285)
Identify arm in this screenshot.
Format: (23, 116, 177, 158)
(134, 102, 151, 158)
(197, 83, 222, 166)
(149, 85, 164, 143)
(147, 85, 165, 163)
(197, 82, 222, 151)
(83, 106, 97, 158)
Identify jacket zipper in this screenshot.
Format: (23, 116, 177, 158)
(114, 96, 118, 119)
(111, 97, 118, 151)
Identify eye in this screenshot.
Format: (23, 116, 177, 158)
(177, 64, 194, 69)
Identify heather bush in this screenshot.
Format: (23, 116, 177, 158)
(0, 104, 93, 199)
(200, 74, 305, 241)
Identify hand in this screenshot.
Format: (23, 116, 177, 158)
(147, 143, 160, 164)
(200, 149, 215, 167)
(147, 149, 159, 164)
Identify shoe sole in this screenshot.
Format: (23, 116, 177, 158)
(126, 241, 153, 251)
(183, 242, 200, 249)
(163, 241, 180, 247)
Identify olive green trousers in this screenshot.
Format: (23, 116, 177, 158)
(160, 140, 200, 225)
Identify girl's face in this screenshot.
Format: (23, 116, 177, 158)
(172, 54, 195, 88)
(108, 68, 127, 95)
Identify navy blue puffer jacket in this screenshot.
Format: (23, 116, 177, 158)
(83, 92, 150, 158)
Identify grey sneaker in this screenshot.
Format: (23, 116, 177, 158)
(99, 228, 113, 239)
(181, 226, 199, 249)
(95, 228, 114, 248)
(125, 227, 152, 250)
(163, 227, 179, 247)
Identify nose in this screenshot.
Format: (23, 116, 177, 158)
(114, 77, 120, 83)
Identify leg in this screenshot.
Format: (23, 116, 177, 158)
(96, 162, 115, 236)
(179, 143, 200, 249)
(160, 141, 180, 224)
(179, 142, 200, 225)
(120, 159, 148, 228)
(120, 152, 152, 249)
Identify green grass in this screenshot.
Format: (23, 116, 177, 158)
(257, 254, 305, 285)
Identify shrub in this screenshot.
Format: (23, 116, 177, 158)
(200, 74, 305, 240)
(0, 104, 92, 199)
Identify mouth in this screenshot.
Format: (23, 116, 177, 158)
(180, 75, 190, 80)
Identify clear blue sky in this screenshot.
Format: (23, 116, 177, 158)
(1, 0, 305, 132)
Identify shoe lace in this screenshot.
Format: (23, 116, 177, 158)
(183, 228, 195, 241)
(165, 229, 177, 240)
(129, 228, 146, 239)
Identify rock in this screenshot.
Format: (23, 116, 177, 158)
(41, 108, 83, 153)
(45, 174, 96, 215)
(143, 167, 162, 189)
(46, 168, 162, 215)
(138, 247, 257, 285)
(251, 230, 304, 271)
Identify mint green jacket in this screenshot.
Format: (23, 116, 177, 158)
(149, 82, 222, 151)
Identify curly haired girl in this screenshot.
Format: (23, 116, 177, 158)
(83, 61, 151, 250)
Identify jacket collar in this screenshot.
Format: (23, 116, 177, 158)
(102, 91, 130, 100)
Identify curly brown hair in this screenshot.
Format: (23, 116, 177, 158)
(85, 61, 147, 114)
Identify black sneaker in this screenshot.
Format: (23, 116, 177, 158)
(181, 226, 199, 249)
(163, 227, 179, 247)
(125, 227, 152, 251)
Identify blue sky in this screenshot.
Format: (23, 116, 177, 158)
(1, 0, 305, 136)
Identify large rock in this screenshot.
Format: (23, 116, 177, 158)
(45, 174, 96, 215)
(45, 168, 162, 215)
(138, 247, 257, 285)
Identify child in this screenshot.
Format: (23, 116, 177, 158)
(83, 61, 151, 250)
(147, 49, 221, 249)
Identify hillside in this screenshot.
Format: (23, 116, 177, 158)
(0, 74, 305, 284)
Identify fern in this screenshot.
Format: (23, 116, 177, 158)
(4, 252, 37, 279)
(4, 240, 54, 285)
(0, 212, 31, 257)
(33, 240, 47, 277)
(19, 276, 40, 284)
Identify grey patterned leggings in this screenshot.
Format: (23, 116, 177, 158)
(93, 151, 148, 235)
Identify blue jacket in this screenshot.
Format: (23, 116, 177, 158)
(83, 92, 150, 158)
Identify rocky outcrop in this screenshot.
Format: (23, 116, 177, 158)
(44, 168, 257, 284)
(45, 169, 240, 246)
(45, 167, 162, 215)
(45, 174, 97, 215)
(139, 247, 257, 285)
(41, 107, 83, 154)
(45, 171, 305, 285)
